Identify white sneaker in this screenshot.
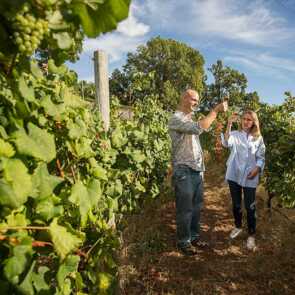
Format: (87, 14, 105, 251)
(246, 236, 256, 250)
(229, 227, 243, 239)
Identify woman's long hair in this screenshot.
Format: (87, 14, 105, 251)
(240, 110, 261, 139)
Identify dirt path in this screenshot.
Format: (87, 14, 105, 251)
(119, 167, 295, 295)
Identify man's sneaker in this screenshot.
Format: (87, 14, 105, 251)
(246, 236, 256, 251)
(229, 227, 243, 239)
(191, 239, 210, 249)
(178, 244, 197, 256)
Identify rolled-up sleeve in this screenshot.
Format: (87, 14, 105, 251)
(221, 132, 235, 148)
(256, 138, 266, 171)
(168, 116, 205, 135)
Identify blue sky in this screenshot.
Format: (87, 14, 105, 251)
(68, 0, 295, 105)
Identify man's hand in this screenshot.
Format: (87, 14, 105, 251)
(214, 101, 228, 113)
(247, 167, 260, 179)
(199, 100, 227, 130)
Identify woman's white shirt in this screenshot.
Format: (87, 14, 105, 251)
(221, 130, 266, 188)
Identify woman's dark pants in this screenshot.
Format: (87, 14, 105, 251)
(228, 180, 256, 235)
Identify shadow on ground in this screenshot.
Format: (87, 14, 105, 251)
(119, 165, 295, 295)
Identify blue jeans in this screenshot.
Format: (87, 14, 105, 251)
(172, 165, 203, 248)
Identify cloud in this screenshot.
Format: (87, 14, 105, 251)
(192, 0, 292, 46)
(117, 3, 150, 37)
(136, 0, 294, 47)
(258, 54, 295, 73)
(224, 51, 295, 80)
(83, 33, 146, 63)
(81, 0, 294, 70)
(136, 0, 177, 27)
(82, 3, 150, 66)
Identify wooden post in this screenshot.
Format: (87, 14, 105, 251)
(94, 50, 115, 230)
(94, 50, 110, 131)
(81, 80, 84, 100)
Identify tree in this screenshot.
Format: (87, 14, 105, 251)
(110, 69, 157, 105)
(109, 68, 132, 104)
(110, 36, 205, 109)
(202, 60, 260, 112)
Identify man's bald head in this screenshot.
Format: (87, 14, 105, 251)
(181, 89, 198, 100)
(178, 89, 200, 113)
(179, 89, 199, 110)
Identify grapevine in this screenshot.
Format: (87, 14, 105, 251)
(10, 4, 49, 56)
(0, 0, 294, 293)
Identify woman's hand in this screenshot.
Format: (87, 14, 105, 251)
(228, 113, 239, 125)
(247, 166, 260, 179)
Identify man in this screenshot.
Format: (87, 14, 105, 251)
(168, 89, 228, 255)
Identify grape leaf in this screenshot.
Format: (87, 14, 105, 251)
(92, 165, 108, 180)
(17, 261, 36, 295)
(111, 127, 126, 148)
(6, 211, 28, 227)
(49, 218, 82, 260)
(0, 158, 32, 209)
(67, 120, 87, 139)
(57, 255, 80, 289)
(69, 180, 102, 226)
(31, 163, 63, 199)
(18, 75, 35, 103)
(48, 59, 68, 75)
(71, 0, 131, 37)
(40, 95, 65, 118)
(48, 10, 70, 30)
(13, 123, 56, 162)
(4, 238, 33, 285)
(32, 266, 50, 292)
(71, 137, 95, 158)
(132, 149, 146, 163)
(30, 61, 44, 79)
(53, 32, 73, 49)
(4, 256, 27, 285)
(0, 138, 15, 157)
(36, 197, 64, 221)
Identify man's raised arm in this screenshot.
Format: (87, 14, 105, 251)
(199, 101, 228, 130)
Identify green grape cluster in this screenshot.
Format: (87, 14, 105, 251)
(11, 5, 49, 55)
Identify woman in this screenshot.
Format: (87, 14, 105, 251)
(221, 110, 265, 250)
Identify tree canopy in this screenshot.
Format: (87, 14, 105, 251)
(201, 60, 260, 112)
(110, 36, 205, 109)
